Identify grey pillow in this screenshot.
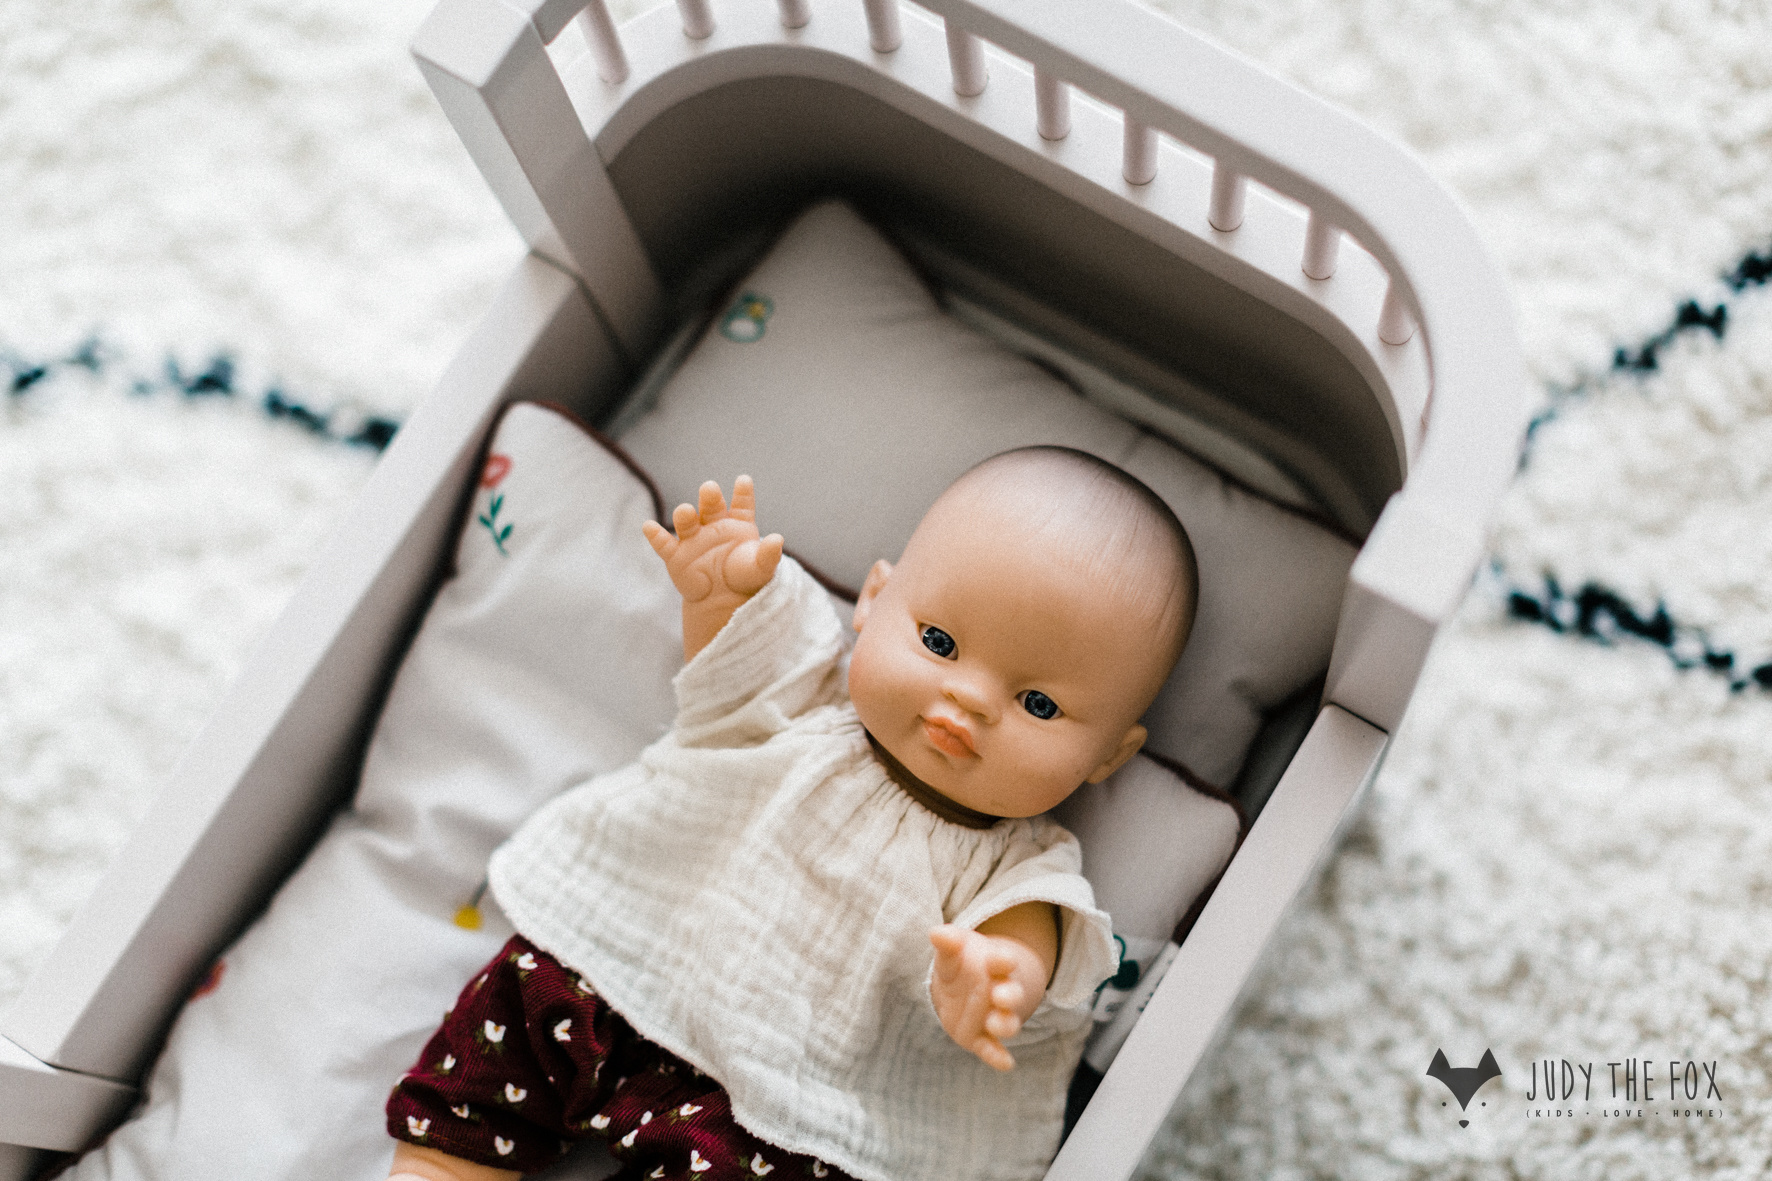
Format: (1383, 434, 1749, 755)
(620, 200, 1355, 788)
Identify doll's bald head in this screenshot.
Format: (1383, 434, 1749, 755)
(934, 446, 1198, 679)
(848, 446, 1196, 818)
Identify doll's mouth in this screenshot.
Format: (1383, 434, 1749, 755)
(921, 717, 977, 758)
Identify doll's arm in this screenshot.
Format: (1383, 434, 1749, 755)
(928, 901, 1059, 1071)
(389, 1142, 518, 1181)
(642, 476, 785, 663)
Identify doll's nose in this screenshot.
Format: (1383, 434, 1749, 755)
(941, 676, 998, 723)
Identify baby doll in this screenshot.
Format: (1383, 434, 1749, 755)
(385, 446, 1197, 1181)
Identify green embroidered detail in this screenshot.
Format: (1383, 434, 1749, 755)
(719, 292, 773, 342)
(1097, 933, 1139, 992)
(479, 492, 513, 554)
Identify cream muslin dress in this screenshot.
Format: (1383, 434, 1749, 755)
(490, 557, 1117, 1181)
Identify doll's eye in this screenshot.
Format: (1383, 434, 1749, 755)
(1021, 691, 1061, 720)
(920, 626, 957, 658)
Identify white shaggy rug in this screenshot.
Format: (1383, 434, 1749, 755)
(7, 1, 1772, 1177)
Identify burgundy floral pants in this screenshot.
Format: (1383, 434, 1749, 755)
(387, 936, 854, 1180)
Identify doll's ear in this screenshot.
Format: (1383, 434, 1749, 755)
(852, 560, 894, 632)
(1085, 723, 1147, 784)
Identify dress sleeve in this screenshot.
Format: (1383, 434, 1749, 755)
(944, 822, 1120, 1043)
(670, 556, 848, 747)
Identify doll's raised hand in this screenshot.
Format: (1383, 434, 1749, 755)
(928, 902, 1058, 1072)
(643, 475, 785, 662)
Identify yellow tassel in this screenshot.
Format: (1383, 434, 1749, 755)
(454, 877, 489, 930)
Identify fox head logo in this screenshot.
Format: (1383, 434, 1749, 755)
(1427, 1049, 1502, 1127)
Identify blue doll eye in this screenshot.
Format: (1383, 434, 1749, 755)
(1022, 691, 1060, 720)
(921, 626, 956, 658)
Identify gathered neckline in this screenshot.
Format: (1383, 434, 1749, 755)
(865, 730, 1002, 830)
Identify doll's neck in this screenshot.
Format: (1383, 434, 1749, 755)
(865, 732, 1001, 829)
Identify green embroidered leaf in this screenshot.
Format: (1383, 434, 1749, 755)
(477, 495, 513, 555)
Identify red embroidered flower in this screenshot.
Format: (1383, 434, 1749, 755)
(481, 453, 512, 490)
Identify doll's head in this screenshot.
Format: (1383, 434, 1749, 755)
(848, 447, 1197, 819)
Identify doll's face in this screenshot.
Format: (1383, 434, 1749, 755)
(847, 483, 1185, 819)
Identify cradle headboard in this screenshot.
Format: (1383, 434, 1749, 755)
(602, 75, 1397, 538)
(411, 0, 1527, 737)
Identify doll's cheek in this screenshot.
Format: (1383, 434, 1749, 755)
(850, 637, 927, 736)
(846, 635, 890, 725)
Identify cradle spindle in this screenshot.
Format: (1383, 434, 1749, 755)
(1302, 211, 1340, 280)
(1208, 164, 1246, 232)
(575, 0, 629, 84)
(862, 0, 902, 52)
(778, 0, 812, 29)
(945, 22, 988, 96)
(1034, 66, 1070, 140)
(1122, 116, 1158, 185)
(677, 0, 714, 39)
(1378, 279, 1416, 345)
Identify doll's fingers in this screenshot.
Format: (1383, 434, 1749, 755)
(990, 980, 1025, 1013)
(698, 480, 727, 525)
(963, 942, 1009, 1002)
(949, 989, 999, 1061)
(966, 970, 1005, 1034)
(730, 474, 757, 521)
(929, 926, 968, 980)
(930, 924, 968, 952)
(984, 1009, 1022, 1041)
(642, 520, 677, 560)
(975, 1036, 1015, 1072)
(723, 534, 784, 596)
(981, 944, 1018, 980)
(673, 502, 701, 540)
(756, 533, 784, 579)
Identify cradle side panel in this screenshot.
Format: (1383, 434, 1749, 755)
(0, 256, 616, 1086)
(1045, 705, 1387, 1181)
(1324, 492, 1471, 731)
(0, 1035, 136, 1156)
(0, 1145, 52, 1181)
(412, 0, 661, 359)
